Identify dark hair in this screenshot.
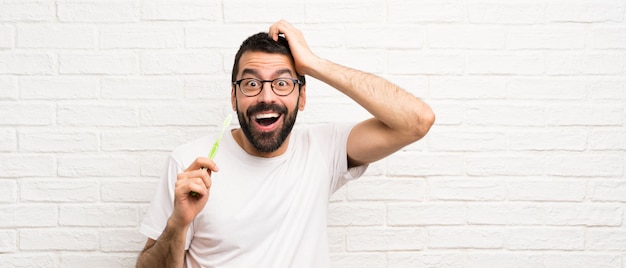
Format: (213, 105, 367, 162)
(231, 32, 306, 85)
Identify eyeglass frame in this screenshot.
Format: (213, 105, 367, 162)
(232, 77, 303, 97)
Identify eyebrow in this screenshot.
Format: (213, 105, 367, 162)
(241, 68, 294, 78)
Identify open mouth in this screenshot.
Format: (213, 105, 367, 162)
(253, 112, 281, 128)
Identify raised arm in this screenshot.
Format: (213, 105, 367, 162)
(269, 20, 435, 167)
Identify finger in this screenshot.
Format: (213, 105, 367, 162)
(176, 177, 210, 197)
(185, 157, 219, 172)
(179, 169, 212, 189)
(269, 19, 291, 41)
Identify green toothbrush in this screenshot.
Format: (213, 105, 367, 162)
(191, 114, 232, 197)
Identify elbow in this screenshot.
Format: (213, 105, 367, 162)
(411, 107, 435, 140)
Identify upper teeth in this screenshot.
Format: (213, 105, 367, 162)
(254, 113, 279, 119)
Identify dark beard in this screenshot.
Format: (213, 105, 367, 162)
(236, 100, 299, 153)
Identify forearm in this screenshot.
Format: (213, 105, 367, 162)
(306, 58, 434, 136)
(136, 220, 187, 268)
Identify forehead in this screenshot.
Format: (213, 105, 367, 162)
(237, 51, 296, 78)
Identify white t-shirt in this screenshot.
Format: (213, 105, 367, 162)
(140, 123, 367, 268)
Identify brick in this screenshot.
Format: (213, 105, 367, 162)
(387, 203, 466, 226)
(588, 79, 626, 100)
(542, 254, 622, 268)
(465, 104, 544, 126)
(319, 49, 386, 74)
(100, 229, 145, 252)
(547, 0, 625, 23)
(58, 0, 139, 22)
(386, 76, 429, 99)
(59, 205, 137, 227)
(506, 228, 584, 250)
(428, 227, 505, 249)
(140, 51, 222, 74)
(20, 229, 98, 250)
(347, 227, 425, 251)
(20, 77, 99, 100)
(307, 0, 385, 23)
(101, 179, 158, 202)
(387, 252, 466, 268)
(468, 0, 545, 24)
(58, 155, 139, 177)
(388, 153, 465, 176)
(0, 230, 16, 252)
(547, 104, 622, 126)
(299, 101, 371, 124)
(590, 130, 626, 150)
(546, 53, 625, 75)
(429, 177, 507, 201)
(59, 53, 137, 74)
(0, 154, 55, 177)
(467, 155, 544, 176)
(140, 152, 170, 177)
(57, 104, 138, 127)
(19, 130, 98, 153)
(347, 25, 424, 49)
(101, 77, 183, 100)
(0, 52, 55, 74)
(508, 178, 586, 202)
(468, 203, 544, 225)
(346, 177, 426, 201)
(183, 76, 232, 99)
(102, 129, 184, 152)
(0, 25, 14, 48)
(224, 0, 305, 23)
(330, 253, 386, 268)
(327, 202, 385, 226)
(0, 0, 55, 22)
(60, 253, 138, 268)
(327, 227, 345, 252)
(0, 253, 57, 268)
(100, 25, 183, 49)
(0, 205, 58, 227)
(507, 78, 586, 100)
(142, 0, 221, 21)
(467, 53, 544, 75)
(429, 128, 506, 152)
(591, 180, 626, 202)
(388, 0, 465, 23)
(17, 24, 96, 49)
(430, 76, 506, 100)
(428, 102, 463, 125)
(0, 76, 17, 100)
(507, 26, 586, 49)
(587, 229, 626, 250)
(0, 180, 16, 203)
(546, 154, 623, 177)
(0, 103, 54, 126)
(0, 128, 16, 152)
(388, 52, 464, 75)
(21, 179, 99, 202)
(186, 25, 264, 49)
(141, 103, 228, 126)
(546, 204, 622, 227)
(509, 129, 587, 151)
(590, 27, 626, 49)
(429, 26, 506, 49)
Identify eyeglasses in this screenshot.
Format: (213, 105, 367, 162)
(233, 78, 302, 97)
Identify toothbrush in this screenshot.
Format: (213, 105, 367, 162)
(190, 114, 232, 197)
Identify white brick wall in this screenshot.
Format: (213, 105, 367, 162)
(0, 0, 625, 267)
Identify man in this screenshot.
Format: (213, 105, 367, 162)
(136, 20, 434, 268)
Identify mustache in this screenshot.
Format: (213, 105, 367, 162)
(246, 103, 287, 117)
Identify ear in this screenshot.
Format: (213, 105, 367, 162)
(231, 85, 237, 111)
(298, 84, 306, 111)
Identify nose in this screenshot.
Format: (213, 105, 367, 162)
(256, 81, 276, 103)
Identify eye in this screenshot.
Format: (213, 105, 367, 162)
(274, 79, 289, 88)
(245, 79, 259, 87)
